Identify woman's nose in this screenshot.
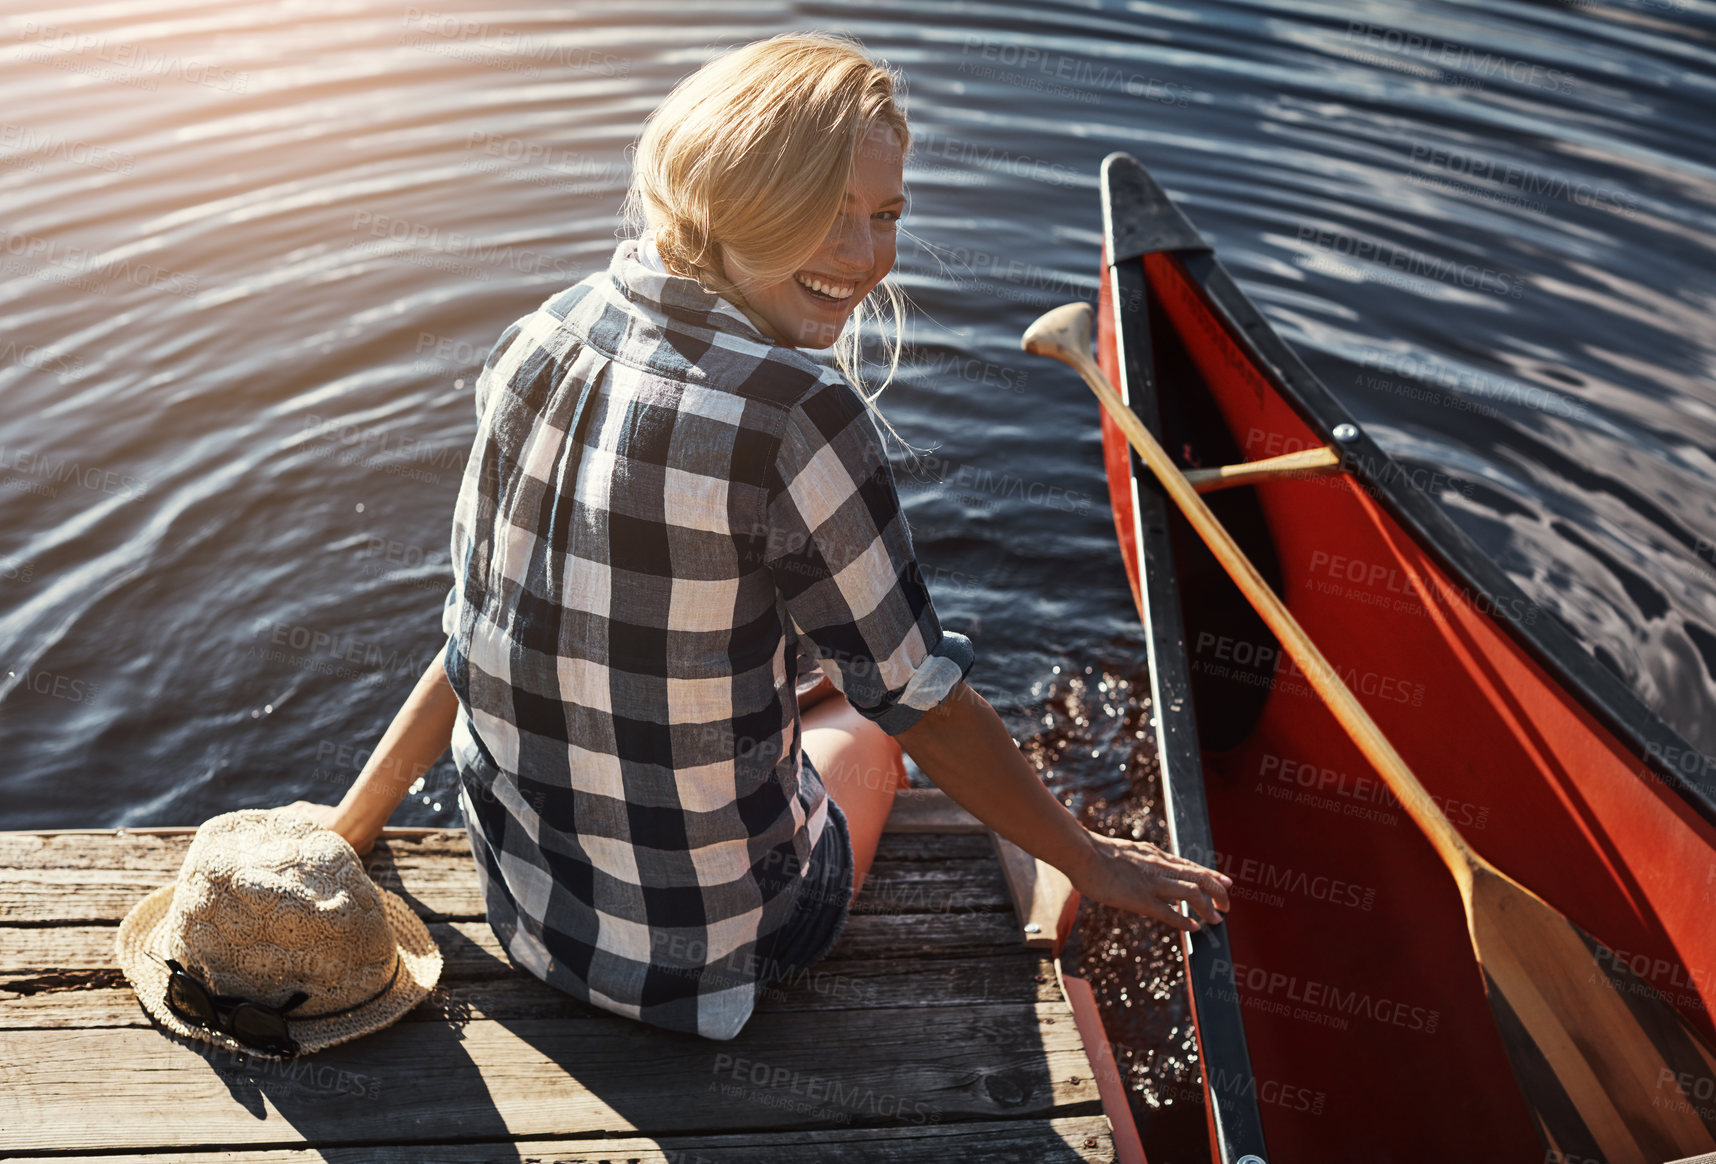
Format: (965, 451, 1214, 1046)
(823, 213, 873, 273)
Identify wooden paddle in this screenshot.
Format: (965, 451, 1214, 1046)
(1023, 300, 1716, 1163)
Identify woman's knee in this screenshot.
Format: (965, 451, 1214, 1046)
(804, 699, 904, 793)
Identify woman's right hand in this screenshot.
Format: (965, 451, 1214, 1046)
(1069, 830, 1231, 932)
(283, 800, 377, 856)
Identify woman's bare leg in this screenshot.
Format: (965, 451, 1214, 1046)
(799, 682, 907, 905)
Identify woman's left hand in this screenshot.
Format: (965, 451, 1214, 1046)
(1069, 830, 1232, 932)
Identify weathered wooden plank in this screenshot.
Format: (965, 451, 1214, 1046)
(2, 914, 1021, 994)
(0, 829, 471, 872)
(0, 1003, 1104, 1152)
(0, 833, 1008, 926)
(4, 1114, 1115, 1162)
(0, 864, 489, 925)
(0, 828, 995, 871)
(874, 832, 994, 861)
(0, 857, 1011, 926)
(0, 826, 460, 840)
(989, 832, 1080, 950)
(832, 909, 1023, 956)
(2, 954, 1062, 1029)
(853, 859, 1011, 918)
(0, 919, 524, 978)
(0, 786, 977, 869)
(884, 787, 985, 833)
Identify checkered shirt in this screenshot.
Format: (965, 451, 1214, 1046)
(438, 235, 976, 1040)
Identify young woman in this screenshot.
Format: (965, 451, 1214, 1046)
(294, 32, 1230, 1041)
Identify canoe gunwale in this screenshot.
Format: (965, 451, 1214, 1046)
(1097, 155, 1270, 1163)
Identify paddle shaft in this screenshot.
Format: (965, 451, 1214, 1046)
(1037, 331, 1485, 890)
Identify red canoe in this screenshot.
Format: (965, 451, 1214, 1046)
(1090, 151, 1716, 1163)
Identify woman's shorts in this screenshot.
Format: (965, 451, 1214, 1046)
(758, 763, 855, 989)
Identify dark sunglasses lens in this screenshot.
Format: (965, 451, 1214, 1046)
(165, 973, 215, 1024)
(230, 1003, 293, 1051)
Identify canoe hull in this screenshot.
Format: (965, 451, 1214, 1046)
(1095, 153, 1716, 1163)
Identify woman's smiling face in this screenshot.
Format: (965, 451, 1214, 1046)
(727, 123, 905, 349)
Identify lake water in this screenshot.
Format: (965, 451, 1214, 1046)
(3, 0, 1713, 1154)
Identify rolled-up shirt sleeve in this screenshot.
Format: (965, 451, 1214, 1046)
(764, 380, 975, 734)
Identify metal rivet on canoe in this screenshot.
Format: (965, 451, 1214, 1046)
(1332, 422, 1359, 442)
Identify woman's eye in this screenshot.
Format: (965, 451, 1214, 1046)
(874, 210, 901, 224)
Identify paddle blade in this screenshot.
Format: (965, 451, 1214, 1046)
(1468, 867, 1716, 1164)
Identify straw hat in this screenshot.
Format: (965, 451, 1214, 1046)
(115, 807, 441, 1059)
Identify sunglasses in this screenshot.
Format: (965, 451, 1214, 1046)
(148, 951, 307, 1057)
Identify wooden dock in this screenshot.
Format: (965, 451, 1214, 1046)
(0, 790, 1123, 1161)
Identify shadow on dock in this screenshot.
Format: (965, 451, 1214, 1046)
(0, 791, 1117, 1161)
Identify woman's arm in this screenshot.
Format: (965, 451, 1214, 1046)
(895, 679, 1232, 931)
(324, 655, 460, 854)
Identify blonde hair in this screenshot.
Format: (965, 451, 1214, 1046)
(623, 32, 915, 442)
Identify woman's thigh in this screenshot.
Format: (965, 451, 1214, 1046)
(799, 690, 906, 904)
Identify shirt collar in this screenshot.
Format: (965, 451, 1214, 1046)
(609, 233, 777, 346)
